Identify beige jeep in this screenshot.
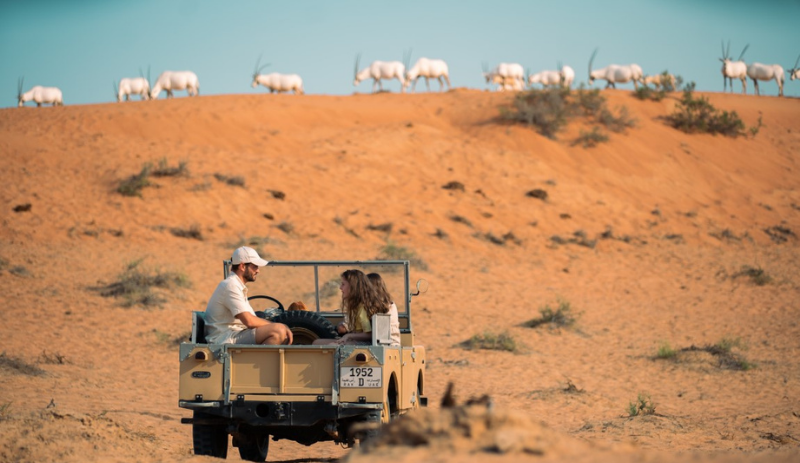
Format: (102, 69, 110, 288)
(178, 260, 427, 461)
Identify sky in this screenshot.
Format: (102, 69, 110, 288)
(2, 0, 799, 108)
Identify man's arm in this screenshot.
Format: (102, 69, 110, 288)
(236, 311, 273, 328)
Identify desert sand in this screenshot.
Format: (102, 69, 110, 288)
(1, 87, 798, 463)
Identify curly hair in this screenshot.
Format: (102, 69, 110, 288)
(341, 269, 386, 328)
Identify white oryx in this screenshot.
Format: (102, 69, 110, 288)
(527, 69, 562, 88)
(588, 49, 643, 89)
(404, 57, 451, 92)
(786, 54, 800, 81)
(251, 56, 304, 94)
(561, 65, 575, 89)
(150, 70, 199, 99)
(353, 54, 406, 93)
(719, 40, 748, 94)
(115, 77, 150, 102)
(747, 62, 785, 97)
(482, 62, 525, 90)
(642, 72, 677, 90)
(17, 78, 63, 107)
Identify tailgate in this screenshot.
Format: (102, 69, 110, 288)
(228, 346, 335, 396)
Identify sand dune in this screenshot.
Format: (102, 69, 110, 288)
(1, 88, 798, 462)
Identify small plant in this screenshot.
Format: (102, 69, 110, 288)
(377, 240, 428, 271)
(749, 114, 763, 138)
(574, 85, 605, 116)
(0, 402, 11, 420)
(275, 221, 295, 235)
(0, 352, 46, 377)
(117, 163, 152, 197)
(93, 258, 190, 308)
(524, 299, 578, 329)
(733, 265, 772, 286)
(665, 82, 746, 137)
(170, 225, 203, 240)
(655, 341, 678, 360)
(463, 331, 517, 352)
(151, 158, 188, 177)
(596, 106, 636, 133)
(572, 126, 609, 148)
(500, 87, 572, 139)
(634, 85, 666, 102)
(38, 350, 68, 365)
(627, 393, 656, 417)
(214, 173, 246, 187)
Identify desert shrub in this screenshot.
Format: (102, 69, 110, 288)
(94, 259, 190, 308)
(733, 265, 772, 286)
(597, 106, 636, 133)
(38, 350, 68, 365)
(671, 337, 756, 371)
(501, 87, 572, 139)
(627, 393, 656, 417)
(572, 127, 609, 148)
(151, 158, 188, 177)
(214, 173, 246, 187)
(377, 241, 428, 271)
(0, 352, 46, 377)
(463, 331, 517, 352)
(449, 215, 473, 227)
(170, 225, 203, 240)
(634, 85, 666, 102)
(666, 82, 746, 137)
(117, 164, 152, 197)
(524, 299, 578, 329)
(655, 341, 678, 360)
(574, 85, 605, 116)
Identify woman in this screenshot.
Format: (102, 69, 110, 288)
(315, 269, 386, 345)
(367, 272, 401, 346)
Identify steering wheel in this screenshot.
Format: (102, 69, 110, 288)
(248, 295, 285, 314)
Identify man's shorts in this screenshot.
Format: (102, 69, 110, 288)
(229, 328, 258, 344)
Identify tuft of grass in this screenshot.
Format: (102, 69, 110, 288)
(170, 224, 203, 240)
(38, 350, 68, 365)
(572, 126, 609, 148)
(93, 259, 190, 308)
(151, 158, 188, 177)
(524, 299, 578, 329)
(677, 337, 756, 371)
(0, 402, 11, 420)
(376, 240, 428, 271)
(627, 393, 656, 417)
(733, 265, 772, 286)
(574, 85, 606, 116)
(665, 82, 746, 137)
(117, 164, 152, 197)
(214, 173, 246, 187)
(275, 221, 294, 235)
(634, 85, 666, 102)
(596, 106, 636, 133)
(655, 341, 678, 360)
(462, 331, 518, 352)
(0, 352, 46, 377)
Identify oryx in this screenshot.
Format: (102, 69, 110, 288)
(588, 49, 643, 89)
(251, 55, 304, 94)
(150, 70, 199, 99)
(560, 65, 575, 89)
(404, 57, 451, 92)
(353, 53, 407, 93)
(719, 40, 748, 94)
(747, 62, 785, 97)
(17, 78, 63, 107)
(115, 68, 151, 102)
(482, 62, 525, 91)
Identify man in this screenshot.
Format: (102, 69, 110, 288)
(204, 246, 293, 345)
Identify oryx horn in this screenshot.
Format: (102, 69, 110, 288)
(738, 44, 749, 61)
(17, 76, 24, 99)
(589, 48, 599, 75)
(354, 53, 361, 78)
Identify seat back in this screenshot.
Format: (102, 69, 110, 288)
(371, 313, 392, 346)
(192, 311, 207, 344)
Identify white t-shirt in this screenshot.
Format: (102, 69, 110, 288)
(389, 302, 401, 346)
(204, 273, 256, 344)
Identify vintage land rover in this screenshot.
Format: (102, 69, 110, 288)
(178, 260, 427, 461)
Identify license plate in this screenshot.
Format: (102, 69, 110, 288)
(340, 367, 382, 388)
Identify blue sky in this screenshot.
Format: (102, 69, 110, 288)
(2, 0, 799, 107)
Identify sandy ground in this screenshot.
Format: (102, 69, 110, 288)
(1, 87, 799, 463)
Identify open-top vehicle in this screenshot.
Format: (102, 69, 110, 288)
(178, 260, 427, 461)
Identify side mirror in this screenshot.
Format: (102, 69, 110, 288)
(411, 279, 429, 296)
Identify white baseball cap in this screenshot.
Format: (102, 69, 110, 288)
(231, 246, 269, 267)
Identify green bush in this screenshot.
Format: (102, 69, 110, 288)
(117, 164, 152, 197)
(666, 83, 746, 137)
(524, 299, 578, 329)
(463, 331, 518, 352)
(627, 393, 656, 416)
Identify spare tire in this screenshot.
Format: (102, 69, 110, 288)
(272, 311, 338, 345)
